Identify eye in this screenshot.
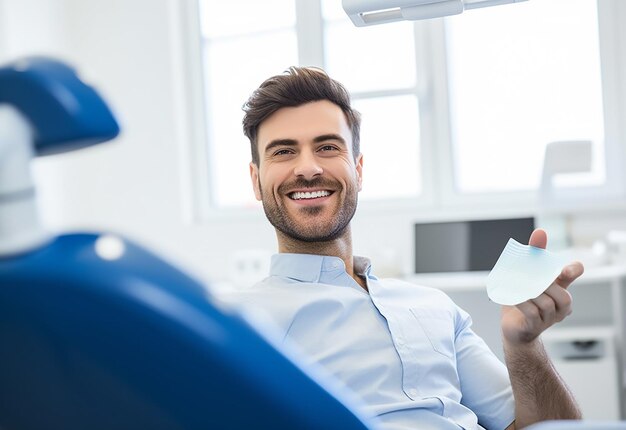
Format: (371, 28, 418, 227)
(319, 144, 338, 152)
(273, 148, 294, 156)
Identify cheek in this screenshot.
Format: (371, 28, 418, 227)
(267, 167, 293, 190)
(258, 172, 283, 198)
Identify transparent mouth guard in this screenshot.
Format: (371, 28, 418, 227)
(486, 238, 568, 306)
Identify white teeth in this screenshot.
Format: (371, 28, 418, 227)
(290, 190, 331, 200)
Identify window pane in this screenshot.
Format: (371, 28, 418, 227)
(204, 31, 298, 207)
(354, 96, 421, 200)
(199, 0, 296, 38)
(323, 0, 416, 93)
(446, 0, 605, 193)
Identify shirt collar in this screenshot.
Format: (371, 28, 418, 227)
(353, 255, 374, 279)
(269, 253, 375, 284)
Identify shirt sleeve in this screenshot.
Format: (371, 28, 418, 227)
(454, 307, 515, 430)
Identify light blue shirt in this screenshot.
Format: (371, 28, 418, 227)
(220, 253, 515, 430)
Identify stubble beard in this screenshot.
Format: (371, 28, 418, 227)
(259, 177, 358, 243)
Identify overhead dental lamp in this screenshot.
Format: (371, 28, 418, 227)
(343, 0, 527, 26)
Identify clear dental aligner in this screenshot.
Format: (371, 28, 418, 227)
(486, 238, 568, 306)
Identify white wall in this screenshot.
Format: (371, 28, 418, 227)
(2, 0, 626, 288)
(0, 0, 68, 62)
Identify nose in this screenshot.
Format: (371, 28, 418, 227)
(293, 150, 323, 179)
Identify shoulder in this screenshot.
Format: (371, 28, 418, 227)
(215, 277, 284, 305)
(213, 277, 310, 332)
(215, 276, 334, 318)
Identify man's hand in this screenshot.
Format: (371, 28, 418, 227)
(500, 228, 584, 427)
(501, 228, 584, 345)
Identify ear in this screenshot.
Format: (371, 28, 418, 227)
(355, 153, 363, 192)
(250, 162, 262, 201)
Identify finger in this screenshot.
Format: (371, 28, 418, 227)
(515, 300, 542, 324)
(543, 284, 573, 320)
(528, 228, 547, 249)
(531, 293, 556, 323)
(554, 261, 584, 289)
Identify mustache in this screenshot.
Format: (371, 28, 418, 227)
(278, 177, 338, 194)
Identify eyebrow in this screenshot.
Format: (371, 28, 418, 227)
(313, 134, 346, 145)
(264, 139, 298, 155)
(264, 134, 347, 155)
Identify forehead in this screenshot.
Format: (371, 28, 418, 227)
(257, 100, 351, 149)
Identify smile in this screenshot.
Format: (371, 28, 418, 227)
(289, 190, 332, 200)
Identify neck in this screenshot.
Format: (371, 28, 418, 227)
(277, 226, 368, 291)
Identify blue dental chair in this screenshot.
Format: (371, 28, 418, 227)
(0, 58, 373, 430)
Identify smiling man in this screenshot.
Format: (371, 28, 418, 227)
(222, 66, 583, 429)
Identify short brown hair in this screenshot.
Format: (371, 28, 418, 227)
(242, 66, 361, 165)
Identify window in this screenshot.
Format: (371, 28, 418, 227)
(445, 0, 605, 193)
(194, 0, 620, 213)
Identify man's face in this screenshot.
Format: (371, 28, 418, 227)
(250, 100, 363, 243)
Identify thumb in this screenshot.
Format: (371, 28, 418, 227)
(528, 228, 548, 250)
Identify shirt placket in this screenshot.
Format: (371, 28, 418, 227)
(369, 281, 425, 400)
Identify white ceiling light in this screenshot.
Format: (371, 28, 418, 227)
(343, 0, 527, 26)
